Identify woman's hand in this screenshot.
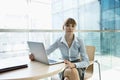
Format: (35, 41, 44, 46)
(29, 53, 35, 61)
(64, 60, 76, 68)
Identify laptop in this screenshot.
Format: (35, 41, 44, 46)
(0, 58, 28, 73)
(27, 41, 64, 65)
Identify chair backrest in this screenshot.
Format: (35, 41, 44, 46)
(86, 46, 95, 61)
(84, 46, 96, 79)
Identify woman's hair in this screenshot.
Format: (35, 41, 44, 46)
(63, 18, 77, 26)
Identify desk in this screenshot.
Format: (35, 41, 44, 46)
(0, 56, 65, 80)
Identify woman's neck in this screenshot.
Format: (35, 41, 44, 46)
(65, 34, 74, 41)
(65, 34, 74, 48)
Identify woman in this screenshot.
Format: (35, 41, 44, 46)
(29, 18, 89, 80)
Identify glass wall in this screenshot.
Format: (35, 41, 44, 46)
(52, 0, 101, 53)
(51, 0, 120, 71)
(0, 0, 52, 59)
(101, 0, 120, 57)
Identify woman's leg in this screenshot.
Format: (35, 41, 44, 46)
(64, 68, 80, 80)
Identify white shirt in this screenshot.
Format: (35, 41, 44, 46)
(46, 35, 89, 68)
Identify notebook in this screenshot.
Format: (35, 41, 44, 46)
(0, 58, 28, 73)
(27, 41, 64, 65)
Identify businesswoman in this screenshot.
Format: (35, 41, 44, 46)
(29, 18, 89, 80)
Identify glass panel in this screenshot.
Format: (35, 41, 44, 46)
(79, 0, 97, 6)
(63, 9, 78, 22)
(29, 2, 52, 29)
(0, 0, 28, 29)
(115, 0, 120, 7)
(115, 32, 120, 56)
(63, 0, 78, 10)
(52, 13, 64, 29)
(115, 7, 120, 29)
(52, 0, 63, 13)
(0, 0, 52, 29)
(109, 0, 115, 9)
(0, 32, 28, 59)
(101, 0, 109, 10)
(79, 1, 100, 30)
(102, 9, 115, 30)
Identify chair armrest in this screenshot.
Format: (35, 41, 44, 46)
(89, 60, 98, 65)
(80, 60, 101, 80)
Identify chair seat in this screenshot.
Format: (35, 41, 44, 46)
(84, 71, 93, 79)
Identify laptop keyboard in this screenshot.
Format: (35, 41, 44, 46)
(48, 59, 57, 63)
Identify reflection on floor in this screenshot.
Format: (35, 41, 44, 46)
(88, 55, 120, 80)
(88, 67, 120, 80)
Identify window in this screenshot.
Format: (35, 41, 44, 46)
(0, 0, 52, 59)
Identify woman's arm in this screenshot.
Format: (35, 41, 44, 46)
(46, 38, 60, 55)
(74, 39, 90, 68)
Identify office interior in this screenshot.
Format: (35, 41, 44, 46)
(0, 0, 120, 80)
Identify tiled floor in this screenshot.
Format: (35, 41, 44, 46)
(88, 55, 120, 80)
(88, 67, 120, 80)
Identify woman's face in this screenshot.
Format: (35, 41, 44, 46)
(63, 24, 76, 34)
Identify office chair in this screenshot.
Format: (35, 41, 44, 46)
(51, 46, 101, 80)
(80, 46, 101, 80)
